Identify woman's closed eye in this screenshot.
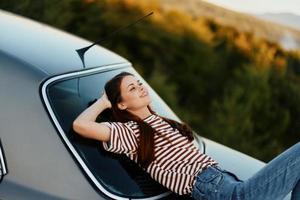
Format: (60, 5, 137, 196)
(130, 86, 136, 91)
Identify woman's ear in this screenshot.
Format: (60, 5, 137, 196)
(117, 102, 127, 110)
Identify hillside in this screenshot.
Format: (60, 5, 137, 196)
(257, 12, 300, 31)
(156, 0, 300, 50)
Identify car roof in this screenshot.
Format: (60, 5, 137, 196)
(0, 9, 129, 77)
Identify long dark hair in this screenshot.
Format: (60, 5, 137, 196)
(104, 72, 194, 168)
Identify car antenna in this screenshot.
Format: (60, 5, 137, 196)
(74, 12, 153, 98)
(76, 11, 153, 68)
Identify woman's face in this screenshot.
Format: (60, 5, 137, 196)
(118, 75, 151, 111)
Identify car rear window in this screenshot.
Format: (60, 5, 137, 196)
(42, 63, 180, 199)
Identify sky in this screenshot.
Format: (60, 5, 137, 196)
(204, 0, 300, 15)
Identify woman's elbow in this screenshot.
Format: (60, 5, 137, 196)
(72, 120, 84, 136)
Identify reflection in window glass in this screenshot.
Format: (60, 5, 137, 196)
(47, 66, 180, 198)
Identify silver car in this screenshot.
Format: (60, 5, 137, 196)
(0, 9, 291, 200)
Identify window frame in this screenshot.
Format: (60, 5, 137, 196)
(40, 62, 172, 200)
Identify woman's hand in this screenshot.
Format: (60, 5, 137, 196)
(99, 91, 112, 109)
(72, 90, 112, 142)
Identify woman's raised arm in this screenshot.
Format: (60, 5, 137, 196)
(72, 92, 112, 142)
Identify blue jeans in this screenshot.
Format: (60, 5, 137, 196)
(191, 142, 300, 200)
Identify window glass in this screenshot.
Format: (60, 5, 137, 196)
(47, 66, 179, 198)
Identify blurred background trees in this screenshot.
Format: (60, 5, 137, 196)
(2, 0, 300, 162)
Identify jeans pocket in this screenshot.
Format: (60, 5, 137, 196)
(192, 167, 224, 199)
(221, 169, 243, 182)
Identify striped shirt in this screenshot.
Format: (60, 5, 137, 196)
(102, 114, 218, 195)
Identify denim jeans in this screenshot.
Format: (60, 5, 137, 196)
(191, 142, 300, 200)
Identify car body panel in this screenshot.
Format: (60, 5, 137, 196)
(0, 51, 102, 199)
